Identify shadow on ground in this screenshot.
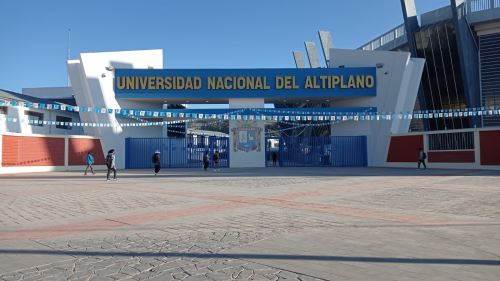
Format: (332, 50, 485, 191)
(0, 249, 499, 266)
(1, 167, 499, 180)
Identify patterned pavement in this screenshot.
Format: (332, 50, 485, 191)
(0, 167, 499, 280)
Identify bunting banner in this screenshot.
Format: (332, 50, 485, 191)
(0, 98, 499, 123)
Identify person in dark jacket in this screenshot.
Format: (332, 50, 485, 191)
(84, 152, 95, 175)
(203, 151, 209, 171)
(106, 149, 117, 181)
(272, 152, 278, 167)
(152, 150, 161, 176)
(417, 148, 427, 169)
(213, 150, 220, 172)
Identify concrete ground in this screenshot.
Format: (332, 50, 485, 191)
(0, 167, 499, 281)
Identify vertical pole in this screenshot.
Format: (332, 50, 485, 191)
(67, 28, 71, 87)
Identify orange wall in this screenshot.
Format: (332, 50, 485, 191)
(480, 130, 500, 165)
(428, 151, 475, 163)
(387, 135, 424, 162)
(68, 138, 105, 165)
(2, 135, 65, 166)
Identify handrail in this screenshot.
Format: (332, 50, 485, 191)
(466, 0, 500, 13)
(360, 24, 406, 51)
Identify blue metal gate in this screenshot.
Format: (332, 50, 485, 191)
(125, 136, 229, 169)
(278, 136, 367, 167)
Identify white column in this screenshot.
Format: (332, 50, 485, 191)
(229, 98, 265, 168)
(64, 136, 69, 170)
(474, 130, 481, 168)
(423, 132, 429, 166)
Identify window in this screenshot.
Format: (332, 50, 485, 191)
(56, 116, 72, 130)
(25, 111, 44, 126)
(0, 106, 7, 115)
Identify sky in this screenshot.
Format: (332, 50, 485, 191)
(0, 0, 451, 93)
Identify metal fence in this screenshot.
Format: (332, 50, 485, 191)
(275, 136, 367, 167)
(125, 136, 229, 169)
(428, 132, 474, 151)
(467, 0, 500, 13)
(361, 24, 406, 51)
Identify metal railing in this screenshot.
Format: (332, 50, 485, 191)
(467, 0, 500, 13)
(361, 24, 406, 51)
(428, 132, 475, 151)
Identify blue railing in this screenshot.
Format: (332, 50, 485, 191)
(125, 136, 229, 169)
(277, 136, 367, 167)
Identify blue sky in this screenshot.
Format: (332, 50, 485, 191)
(0, 0, 450, 93)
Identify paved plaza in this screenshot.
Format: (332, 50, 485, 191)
(0, 167, 499, 280)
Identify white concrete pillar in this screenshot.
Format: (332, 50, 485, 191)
(228, 99, 265, 168)
(64, 136, 69, 170)
(474, 130, 481, 168)
(423, 132, 429, 166)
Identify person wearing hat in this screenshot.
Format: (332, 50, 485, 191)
(152, 150, 161, 176)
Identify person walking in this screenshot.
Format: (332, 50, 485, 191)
(417, 148, 427, 169)
(203, 151, 210, 171)
(84, 152, 95, 175)
(272, 151, 278, 167)
(106, 149, 117, 181)
(152, 150, 161, 176)
(213, 150, 220, 172)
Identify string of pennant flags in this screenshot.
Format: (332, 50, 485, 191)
(1, 98, 500, 123)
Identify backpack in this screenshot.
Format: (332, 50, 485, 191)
(423, 152, 427, 160)
(105, 154, 112, 167)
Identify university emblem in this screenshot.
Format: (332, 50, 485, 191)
(231, 121, 262, 152)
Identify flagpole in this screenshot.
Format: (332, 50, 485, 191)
(67, 28, 71, 86)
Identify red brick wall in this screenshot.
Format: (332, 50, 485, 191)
(428, 151, 475, 163)
(480, 130, 500, 165)
(68, 138, 105, 165)
(387, 135, 424, 162)
(2, 135, 65, 166)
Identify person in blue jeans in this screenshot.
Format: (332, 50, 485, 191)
(84, 152, 95, 175)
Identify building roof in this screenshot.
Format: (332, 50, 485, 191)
(0, 88, 77, 105)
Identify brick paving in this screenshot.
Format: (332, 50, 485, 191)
(0, 167, 499, 280)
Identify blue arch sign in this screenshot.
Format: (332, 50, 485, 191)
(114, 68, 376, 99)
